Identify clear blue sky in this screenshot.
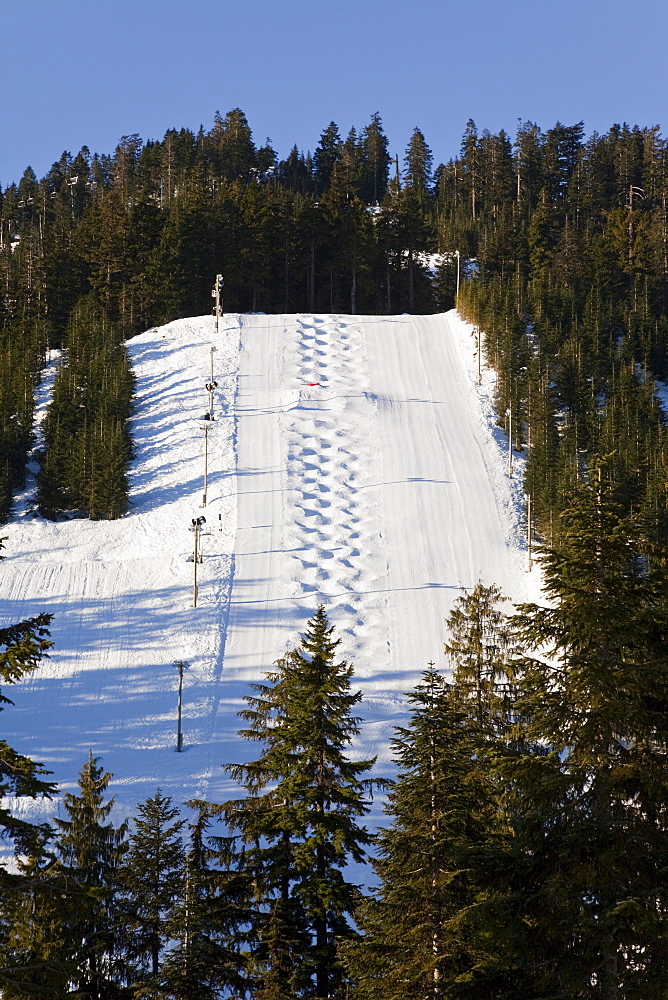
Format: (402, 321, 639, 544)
(1, 0, 666, 188)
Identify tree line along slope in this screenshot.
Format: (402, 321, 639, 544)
(0, 310, 539, 827)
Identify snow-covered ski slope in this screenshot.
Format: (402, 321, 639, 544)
(1, 311, 540, 827)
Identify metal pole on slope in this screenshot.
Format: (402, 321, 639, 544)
(212, 274, 224, 333)
(506, 408, 513, 477)
(210, 344, 216, 382)
(455, 249, 461, 301)
(191, 516, 206, 606)
(205, 381, 217, 420)
(478, 328, 482, 385)
(476, 327, 482, 386)
(201, 421, 210, 507)
(527, 494, 533, 571)
(175, 659, 189, 751)
(193, 520, 198, 606)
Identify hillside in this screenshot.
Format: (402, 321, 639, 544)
(0, 310, 539, 828)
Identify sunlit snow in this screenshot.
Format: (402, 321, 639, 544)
(0, 311, 541, 835)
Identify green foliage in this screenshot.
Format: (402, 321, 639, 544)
(38, 295, 134, 520)
(0, 320, 45, 520)
(404, 127, 433, 199)
(218, 605, 377, 999)
(454, 118, 668, 545)
(0, 539, 54, 855)
(444, 581, 517, 734)
(344, 667, 503, 1000)
(0, 831, 79, 999)
(121, 791, 185, 982)
(498, 480, 668, 996)
(53, 752, 130, 998)
(156, 803, 250, 1000)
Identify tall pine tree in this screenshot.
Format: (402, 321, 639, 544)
(219, 606, 377, 999)
(503, 474, 668, 997)
(54, 753, 129, 999)
(345, 667, 500, 1000)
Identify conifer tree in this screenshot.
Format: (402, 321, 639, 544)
(211, 108, 257, 183)
(404, 127, 433, 199)
(503, 475, 668, 997)
(220, 606, 377, 1000)
(157, 803, 250, 1000)
(0, 826, 85, 999)
(344, 667, 500, 1000)
(0, 561, 61, 997)
(0, 539, 54, 854)
(444, 581, 516, 734)
(121, 790, 184, 985)
(38, 295, 133, 521)
(53, 753, 129, 999)
(314, 123, 342, 193)
(361, 113, 390, 204)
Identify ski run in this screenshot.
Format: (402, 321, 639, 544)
(0, 310, 542, 832)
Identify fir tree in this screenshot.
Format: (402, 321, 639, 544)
(361, 113, 390, 204)
(53, 753, 129, 999)
(444, 581, 517, 734)
(220, 605, 377, 999)
(0, 538, 54, 854)
(404, 127, 433, 199)
(157, 802, 250, 1000)
(314, 123, 342, 193)
(503, 474, 668, 997)
(345, 667, 500, 1000)
(0, 557, 62, 997)
(211, 108, 257, 183)
(0, 828, 81, 999)
(121, 790, 184, 984)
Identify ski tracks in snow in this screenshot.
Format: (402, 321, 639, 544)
(1, 311, 540, 830)
(282, 316, 389, 668)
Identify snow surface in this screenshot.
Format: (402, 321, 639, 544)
(0, 311, 542, 834)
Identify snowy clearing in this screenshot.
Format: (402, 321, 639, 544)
(0, 311, 541, 832)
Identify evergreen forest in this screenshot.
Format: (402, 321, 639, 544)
(3, 532, 668, 999)
(3, 110, 668, 537)
(3, 110, 668, 997)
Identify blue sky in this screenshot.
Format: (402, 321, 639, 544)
(1, 0, 666, 188)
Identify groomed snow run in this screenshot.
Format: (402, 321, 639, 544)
(0, 311, 541, 830)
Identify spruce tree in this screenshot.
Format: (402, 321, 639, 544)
(157, 803, 250, 1000)
(38, 295, 133, 521)
(314, 123, 342, 193)
(121, 790, 184, 985)
(404, 127, 433, 199)
(0, 540, 62, 995)
(503, 474, 668, 997)
(444, 581, 516, 734)
(53, 753, 129, 999)
(0, 829, 78, 999)
(361, 113, 390, 204)
(220, 605, 377, 999)
(0, 539, 54, 853)
(344, 668, 500, 1000)
(211, 108, 257, 183)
